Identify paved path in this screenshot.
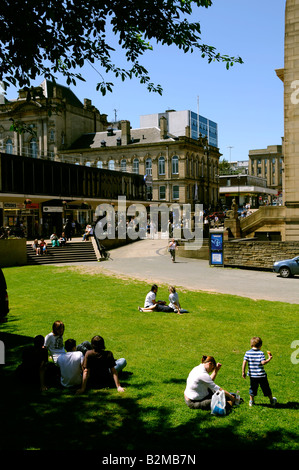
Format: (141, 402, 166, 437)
(61, 237, 299, 305)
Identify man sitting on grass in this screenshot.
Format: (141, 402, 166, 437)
(76, 335, 126, 394)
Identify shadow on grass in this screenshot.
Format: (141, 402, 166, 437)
(0, 332, 298, 452)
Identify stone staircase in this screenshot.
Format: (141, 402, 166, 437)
(27, 239, 98, 265)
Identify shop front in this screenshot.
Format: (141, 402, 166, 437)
(2, 201, 40, 238)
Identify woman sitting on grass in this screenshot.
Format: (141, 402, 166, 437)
(184, 355, 236, 412)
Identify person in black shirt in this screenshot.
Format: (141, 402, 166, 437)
(76, 335, 126, 394)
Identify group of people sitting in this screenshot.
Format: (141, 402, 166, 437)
(138, 284, 188, 315)
(31, 238, 48, 255)
(31, 232, 67, 254)
(16, 320, 127, 394)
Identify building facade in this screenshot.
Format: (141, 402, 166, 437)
(58, 117, 221, 211)
(0, 79, 109, 159)
(140, 109, 218, 148)
(219, 174, 277, 209)
(248, 144, 283, 204)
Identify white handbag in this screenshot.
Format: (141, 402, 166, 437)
(211, 390, 226, 416)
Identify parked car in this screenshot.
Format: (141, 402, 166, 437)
(273, 256, 299, 278)
(0, 268, 9, 320)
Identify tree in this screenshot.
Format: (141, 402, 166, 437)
(0, 0, 243, 96)
(218, 158, 232, 175)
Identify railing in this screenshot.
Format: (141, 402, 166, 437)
(240, 206, 286, 234)
(0, 144, 55, 161)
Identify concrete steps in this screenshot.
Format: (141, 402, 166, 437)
(27, 240, 98, 265)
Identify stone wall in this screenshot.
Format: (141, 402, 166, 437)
(0, 239, 27, 267)
(223, 240, 299, 270)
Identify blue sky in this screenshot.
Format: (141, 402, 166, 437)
(4, 0, 285, 162)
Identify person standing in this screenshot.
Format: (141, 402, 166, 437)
(242, 336, 277, 407)
(168, 238, 177, 263)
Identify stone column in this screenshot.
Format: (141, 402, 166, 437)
(282, 0, 299, 239)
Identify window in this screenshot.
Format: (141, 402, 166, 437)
(133, 158, 139, 174)
(6, 138, 13, 154)
(158, 156, 165, 175)
(159, 186, 166, 200)
(30, 138, 37, 158)
(96, 161, 103, 169)
(120, 159, 127, 172)
(108, 159, 115, 170)
(172, 155, 179, 174)
(172, 185, 179, 199)
(145, 158, 152, 175)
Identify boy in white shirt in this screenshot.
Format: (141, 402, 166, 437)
(57, 339, 84, 389)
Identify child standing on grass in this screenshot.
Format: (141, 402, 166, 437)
(242, 336, 277, 407)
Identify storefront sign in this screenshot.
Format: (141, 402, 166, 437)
(43, 206, 63, 213)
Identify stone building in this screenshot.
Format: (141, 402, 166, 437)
(58, 117, 221, 211)
(0, 79, 109, 159)
(240, 1, 299, 241)
(248, 144, 283, 204)
(274, 0, 299, 240)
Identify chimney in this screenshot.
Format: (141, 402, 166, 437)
(121, 120, 131, 145)
(160, 116, 168, 139)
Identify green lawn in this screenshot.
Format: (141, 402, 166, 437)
(0, 265, 298, 452)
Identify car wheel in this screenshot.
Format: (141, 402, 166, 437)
(279, 267, 291, 278)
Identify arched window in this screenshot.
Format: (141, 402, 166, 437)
(30, 138, 37, 158)
(172, 155, 179, 174)
(158, 156, 165, 175)
(108, 159, 115, 170)
(145, 158, 152, 176)
(133, 158, 139, 174)
(120, 159, 127, 172)
(96, 161, 103, 169)
(6, 138, 13, 154)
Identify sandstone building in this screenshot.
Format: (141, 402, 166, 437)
(58, 116, 221, 211)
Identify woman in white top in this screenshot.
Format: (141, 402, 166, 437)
(168, 238, 177, 262)
(184, 355, 235, 410)
(168, 286, 182, 315)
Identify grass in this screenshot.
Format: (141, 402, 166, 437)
(0, 264, 298, 452)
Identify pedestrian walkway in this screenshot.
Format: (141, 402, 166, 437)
(56, 236, 299, 305)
